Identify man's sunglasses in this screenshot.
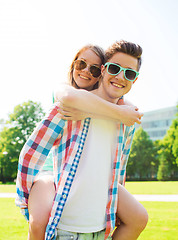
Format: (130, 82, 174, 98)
(74, 59, 101, 78)
(104, 62, 139, 82)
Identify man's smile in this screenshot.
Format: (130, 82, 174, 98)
(111, 81, 125, 89)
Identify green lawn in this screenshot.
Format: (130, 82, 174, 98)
(0, 198, 28, 240)
(138, 202, 178, 240)
(0, 199, 177, 240)
(125, 181, 178, 195)
(0, 181, 178, 239)
(0, 184, 16, 193)
(1, 181, 178, 194)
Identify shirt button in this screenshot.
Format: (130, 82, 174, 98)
(71, 171, 75, 175)
(54, 217, 58, 224)
(63, 194, 66, 199)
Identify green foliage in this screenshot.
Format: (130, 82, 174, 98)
(8, 100, 44, 140)
(172, 117, 178, 165)
(157, 155, 170, 181)
(157, 111, 178, 180)
(127, 127, 158, 180)
(127, 106, 178, 181)
(0, 100, 45, 183)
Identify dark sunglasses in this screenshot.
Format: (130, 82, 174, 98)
(74, 59, 101, 78)
(105, 62, 139, 81)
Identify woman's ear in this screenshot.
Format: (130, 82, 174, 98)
(101, 64, 105, 75)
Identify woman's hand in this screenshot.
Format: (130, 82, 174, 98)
(118, 105, 143, 126)
(56, 102, 88, 121)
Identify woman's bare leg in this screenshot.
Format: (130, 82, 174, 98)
(28, 175, 55, 240)
(112, 184, 148, 240)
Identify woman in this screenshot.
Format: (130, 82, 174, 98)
(23, 44, 145, 240)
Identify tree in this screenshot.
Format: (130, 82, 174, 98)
(8, 100, 45, 140)
(0, 100, 45, 182)
(157, 152, 171, 181)
(173, 128, 178, 165)
(157, 108, 178, 180)
(127, 127, 158, 180)
(0, 127, 24, 182)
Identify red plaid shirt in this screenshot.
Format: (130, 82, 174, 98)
(16, 104, 135, 240)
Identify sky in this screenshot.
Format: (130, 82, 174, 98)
(0, 0, 178, 120)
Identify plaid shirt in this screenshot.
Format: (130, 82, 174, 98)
(16, 104, 135, 240)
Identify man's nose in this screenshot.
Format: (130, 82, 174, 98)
(115, 70, 125, 80)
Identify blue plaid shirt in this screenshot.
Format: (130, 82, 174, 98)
(16, 104, 135, 240)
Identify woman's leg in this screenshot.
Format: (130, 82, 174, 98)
(28, 175, 55, 240)
(112, 184, 148, 240)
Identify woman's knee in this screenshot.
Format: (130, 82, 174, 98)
(28, 216, 46, 240)
(117, 184, 148, 231)
(28, 176, 56, 225)
(133, 205, 148, 231)
(29, 216, 47, 231)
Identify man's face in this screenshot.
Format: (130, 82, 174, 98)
(100, 52, 138, 103)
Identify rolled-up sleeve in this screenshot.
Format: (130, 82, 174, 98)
(15, 105, 65, 220)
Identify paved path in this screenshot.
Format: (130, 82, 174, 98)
(134, 194, 178, 202)
(1, 193, 178, 202)
(0, 193, 16, 198)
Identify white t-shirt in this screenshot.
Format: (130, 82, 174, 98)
(58, 119, 117, 233)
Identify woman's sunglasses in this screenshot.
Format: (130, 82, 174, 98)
(74, 59, 101, 78)
(104, 62, 139, 81)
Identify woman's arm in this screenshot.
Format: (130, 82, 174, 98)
(118, 98, 138, 108)
(15, 105, 64, 220)
(55, 85, 143, 126)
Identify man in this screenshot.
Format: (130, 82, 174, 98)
(16, 40, 148, 240)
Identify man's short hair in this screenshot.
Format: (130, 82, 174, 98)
(105, 40, 142, 70)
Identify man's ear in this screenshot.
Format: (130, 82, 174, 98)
(133, 77, 138, 84)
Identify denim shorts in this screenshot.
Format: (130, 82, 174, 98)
(56, 229, 112, 240)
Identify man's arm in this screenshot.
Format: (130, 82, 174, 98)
(15, 105, 65, 220)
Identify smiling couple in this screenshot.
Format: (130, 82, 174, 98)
(16, 40, 148, 240)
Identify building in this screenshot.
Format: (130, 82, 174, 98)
(138, 106, 177, 141)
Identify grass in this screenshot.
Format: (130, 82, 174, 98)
(1, 181, 178, 194)
(125, 181, 178, 195)
(138, 202, 178, 240)
(0, 182, 178, 239)
(0, 184, 16, 193)
(0, 199, 177, 240)
(0, 198, 28, 240)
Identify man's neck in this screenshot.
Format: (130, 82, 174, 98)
(92, 88, 120, 104)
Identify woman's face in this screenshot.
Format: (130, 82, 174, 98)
(73, 49, 102, 91)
